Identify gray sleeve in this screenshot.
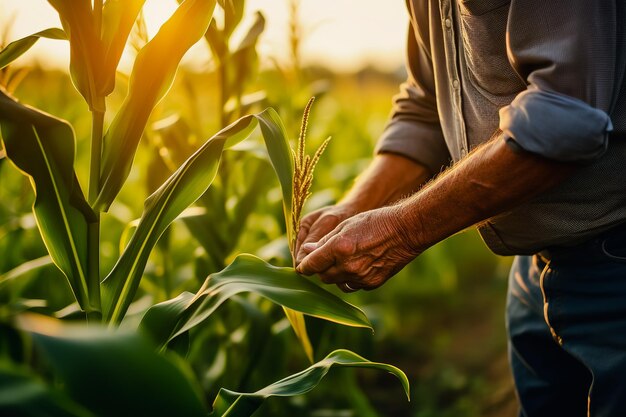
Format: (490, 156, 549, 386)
(499, 0, 617, 162)
(375, 22, 451, 176)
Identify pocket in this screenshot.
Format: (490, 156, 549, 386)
(457, 0, 525, 97)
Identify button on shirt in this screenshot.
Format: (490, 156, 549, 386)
(376, 0, 626, 255)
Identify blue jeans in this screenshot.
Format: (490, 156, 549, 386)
(507, 227, 626, 417)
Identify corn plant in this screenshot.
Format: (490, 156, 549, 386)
(0, 1, 409, 415)
(199, 0, 266, 127)
(146, 0, 320, 362)
(145, 0, 269, 278)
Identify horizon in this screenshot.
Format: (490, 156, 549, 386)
(0, 0, 409, 74)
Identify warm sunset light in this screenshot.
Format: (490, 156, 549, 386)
(0, 0, 407, 72)
(2, 1, 616, 416)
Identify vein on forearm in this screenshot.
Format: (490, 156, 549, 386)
(395, 131, 579, 251)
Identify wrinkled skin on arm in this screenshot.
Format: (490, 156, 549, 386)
(296, 136, 578, 292)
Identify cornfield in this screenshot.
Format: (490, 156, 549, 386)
(0, 1, 514, 416)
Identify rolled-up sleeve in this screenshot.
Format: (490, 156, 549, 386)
(499, 0, 617, 162)
(375, 22, 451, 176)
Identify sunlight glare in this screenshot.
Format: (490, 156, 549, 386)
(0, 0, 407, 73)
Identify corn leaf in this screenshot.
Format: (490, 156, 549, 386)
(183, 254, 371, 333)
(283, 308, 314, 362)
(231, 11, 264, 54)
(228, 12, 265, 104)
(0, 256, 53, 290)
(250, 105, 315, 363)
(228, 157, 274, 246)
(0, 28, 67, 70)
(47, 0, 103, 111)
(0, 89, 97, 312)
(101, 112, 259, 323)
(96, 0, 217, 211)
(254, 106, 293, 243)
(100, 0, 147, 96)
(222, 0, 246, 39)
(19, 315, 207, 417)
(102, 108, 298, 323)
(0, 365, 92, 417)
(140, 291, 195, 348)
(144, 254, 371, 345)
(204, 19, 227, 62)
(181, 208, 229, 269)
(211, 349, 410, 416)
(146, 106, 310, 359)
(182, 157, 273, 266)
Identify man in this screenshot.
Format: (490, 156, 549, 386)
(295, 1, 626, 416)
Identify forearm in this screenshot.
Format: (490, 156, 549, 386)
(340, 153, 431, 213)
(393, 135, 579, 251)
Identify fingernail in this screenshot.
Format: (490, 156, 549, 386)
(303, 242, 318, 252)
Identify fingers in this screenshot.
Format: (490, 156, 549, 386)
(295, 213, 343, 264)
(295, 210, 323, 257)
(313, 266, 361, 292)
(316, 265, 347, 284)
(296, 244, 334, 276)
(296, 236, 388, 292)
(302, 242, 318, 253)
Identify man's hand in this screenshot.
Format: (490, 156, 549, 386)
(294, 154, 431, 266)
(295, 137, 579, 293)
(296, 206, 420, 292)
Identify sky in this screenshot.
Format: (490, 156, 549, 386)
(0, 0, 409, 73)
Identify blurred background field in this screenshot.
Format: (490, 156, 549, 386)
(0, 1, 517, 415)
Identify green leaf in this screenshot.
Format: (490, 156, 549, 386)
(0, 89, 97, 312)
(211, 349, 410, 416)
(0, 364, 92, 417)
(0, 256, 53, 290)
(173, 106, 308, 363)
(101, 112, 259, 323)
(227, 12, 265, 108)
(228, 157, 274, 246)
(138, 254, 371, 349)
(100, 0, 147, 96)
(255, 106, 293, 243)
(96, 0, 217, 211)
(183, 156, 273, 266)
(140, 291, 195, 348)
(180, 207, 229, 268)
(19, 314, 207, 417)
(102, 108, 293, 324)
(142, 254, 372, 346)
(250, 106, 317, 364)
(0, 28, 67, 70)
(47, 0, 103, 111)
